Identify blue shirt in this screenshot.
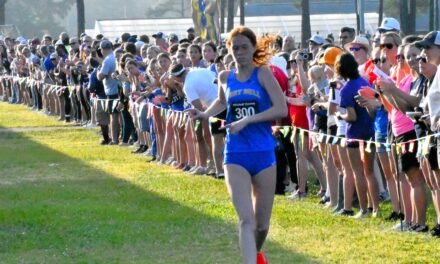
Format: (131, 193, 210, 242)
(99, 52, 119, 96)
(340, 77, 374, 140)
(224, 67, 275, 153)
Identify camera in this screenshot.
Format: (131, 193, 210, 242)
(299, 52, 313, 61)
(405, 111, 422, 123)
(329, 81, 337, 89)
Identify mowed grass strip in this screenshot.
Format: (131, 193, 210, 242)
(0, 105, 439, 263)
(0, 102, 72, 128)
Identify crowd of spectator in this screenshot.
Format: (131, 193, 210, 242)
(2, 16, 440, 240)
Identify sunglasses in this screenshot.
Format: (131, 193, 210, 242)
(396, 54, 405, 61)
(378, 29, 391, 34)
(289, 59, 297, 64)
(416, 56, 427, 63)
(380, 43, 394, 50)
(349, 46, 364, 52)
(373, 58, 387, 64)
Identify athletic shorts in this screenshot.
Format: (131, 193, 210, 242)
(396, 130, 419, 173)
(375, 133, 387, 153)
(346, 135, 374, 149)
(95, 99, 110, 126)
(209, 110, 227, 135)
(224, 150, 276, 177)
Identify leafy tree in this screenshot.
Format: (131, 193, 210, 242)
(5, 0, 76, 38)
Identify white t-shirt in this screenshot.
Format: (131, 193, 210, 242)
(183, 68, 218, 108)
(329, 88, 347, 136)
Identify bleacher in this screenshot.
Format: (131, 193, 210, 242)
(91, 13, 379, 42)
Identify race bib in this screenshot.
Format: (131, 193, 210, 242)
(231, 101, 258, 121)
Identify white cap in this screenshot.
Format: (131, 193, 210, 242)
(379, 17, 400, 31)
(135, 41, 145, 49)
(344, 36, 371, 53)
(308, 35, 325, 45)
(270, 56, 288, 78)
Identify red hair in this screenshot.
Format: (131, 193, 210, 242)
(226, 26, 275, 66)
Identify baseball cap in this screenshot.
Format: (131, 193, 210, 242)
(378, 17, 400, 32)
(344, 36, 371, 53)
(169, 33, 178, 42)
(31, 55, 40, 64)
(135, 41, 145, 49)
(415, 31, 440, 49)
(127, 35, 137, 43)
(50, 53, 58, 60)
(100, 39, 113, 50)
(319, 47, 343, 65)
(152, 32, 166, 39)
(308, 35, 325, 45)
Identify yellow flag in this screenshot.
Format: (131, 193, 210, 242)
(341, 138, 347, 148)
(365, 141, 372, 153)
(396, 143, 401, 155)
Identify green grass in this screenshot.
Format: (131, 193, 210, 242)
(1, 102, 440, 263)
(0, 102, 72, 128)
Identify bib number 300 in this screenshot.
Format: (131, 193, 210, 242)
(231, 101, 258, 121)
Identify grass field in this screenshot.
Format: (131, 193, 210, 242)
(0, 102, 72, 128)
(1, 101, 440, 263)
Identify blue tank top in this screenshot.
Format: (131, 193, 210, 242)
(224, 67, 275, 153)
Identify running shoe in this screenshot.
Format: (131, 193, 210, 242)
(316, 189, 326, 197)
(319, 195, 330, 205)
(215, 173, 225, 179)
(379, 191, 391, 202)
(430, 224, 440, 238)
(335, 209, 354, 216)
(412, 224, 429, 233)
(284, 181, 297, 193)
(182, 165, 192, 172)
(391, 221, 411, 232)
(385, 211, 401, 222)
(351, 209, 370, 219)
(287, 190, 307, 200)
(191, 166, 208, 175)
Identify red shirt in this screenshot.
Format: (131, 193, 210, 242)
(270, 65, 290, 126)
(286, 80, 309, 129)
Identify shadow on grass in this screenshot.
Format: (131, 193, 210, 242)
(0, 127, 319, 263)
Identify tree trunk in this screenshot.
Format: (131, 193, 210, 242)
(435, 0, 439, 30)
(378, 0, 383, 27)
(220, 0, 225, 33)
(227, 0, 234, 31)
(0, 0, 7, 25)
(301, 0, 311, 49)
(355, 0, 360, 34)
(77, 0, 85, 38)
(408, 0, 416, 34)
(239, 0, 244, 26)
(399, 0, 408, 35)
(429, 0, 434, 31)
